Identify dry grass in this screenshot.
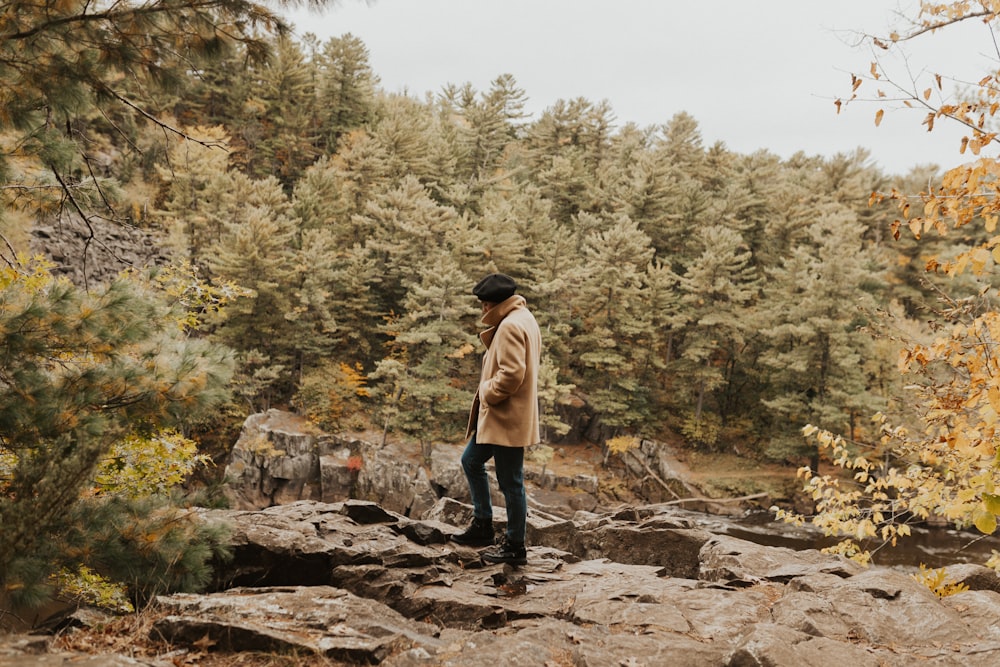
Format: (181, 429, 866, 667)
(50, 607, 354, 666)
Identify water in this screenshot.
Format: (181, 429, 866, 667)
(689, 510, 1000, 570)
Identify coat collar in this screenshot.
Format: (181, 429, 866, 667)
(479, 294, 526, 348)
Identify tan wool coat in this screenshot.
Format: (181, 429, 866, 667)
(465, 294, 542, 448)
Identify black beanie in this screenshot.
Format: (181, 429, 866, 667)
(472, 273, 517, 302)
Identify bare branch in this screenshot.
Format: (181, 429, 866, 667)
(892, 11, 997, 43)
(0, 1, 287, 42)
(0, 231, 19, 270)
(98, 85, 229, 151)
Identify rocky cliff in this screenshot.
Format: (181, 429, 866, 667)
(7, 412, 1000, 665)
(30, 216, 169, 286)
(8, 498, 1000, 666)
(220, 409, 738, 521)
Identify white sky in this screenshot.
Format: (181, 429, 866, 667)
(283, 0, 994, 176)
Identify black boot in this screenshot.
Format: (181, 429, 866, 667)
(481, 538, 527, 566)
(451, 516, 494, 546)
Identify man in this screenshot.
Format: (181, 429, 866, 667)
(451, 272, 542, 566)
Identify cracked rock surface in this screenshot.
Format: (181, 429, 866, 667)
(113, 500, 1000, 665)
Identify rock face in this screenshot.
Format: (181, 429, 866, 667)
(10, 498, 1000, 665)
(222, 410, 443, 517)
(30, 217, 169, 286)
(156, 501, 1000, 665)
(222, 409, 603, 519)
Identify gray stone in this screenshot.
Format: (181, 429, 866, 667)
(699, 533, 863, 585)
(15, 401, 1000, 667)
(945, 562, 1000, 593)
(725, 623, 889, 667)
(223, 411, 620, 521)
(153, 586, 442, 664)
(10, 496, 1000, 666)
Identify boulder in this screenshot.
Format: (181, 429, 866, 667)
(153, 586, 442, 664)
(699, 533, 863, 585)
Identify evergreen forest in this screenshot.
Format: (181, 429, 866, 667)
(4, 0, 1000, 611)
(104, 32, 981, 461)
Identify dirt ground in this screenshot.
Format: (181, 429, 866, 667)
(669, 449, 803, 502)
(51, 609, 352, 667)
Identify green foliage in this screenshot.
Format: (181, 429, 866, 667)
(316, 34, 378, 149)
(82, 28, 915, 462)
(605, 435, 640, 457)
(680, 412, 722, 449)
(0, 0, 290, 225)
(762, 432, 813, 463)
(80, 495, 232, 606)
(758, 208, 885, 448)
(146, 264, 253, 334)
(537, 356, 574, 439)
(0, 260, 233, 612)
(229, 349, 286, 414)
(157, 125, 235, 265)
(604, 435, 641, 466)
(248, 36, 321, 188)
(369, 254, 479, 448)
(93, 431, 211, 498)
(295, 361, 370, 432)
(53, 566, 134, 614)
(7, 4, 979, 528)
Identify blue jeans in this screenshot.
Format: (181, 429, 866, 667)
(461, 433, 527, 545)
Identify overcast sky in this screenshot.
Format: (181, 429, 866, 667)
(282, 1, 990, 176)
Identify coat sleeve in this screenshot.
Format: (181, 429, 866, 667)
(480, 322, 528, 405)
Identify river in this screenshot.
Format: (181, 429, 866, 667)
(686, 509, 1000, 570)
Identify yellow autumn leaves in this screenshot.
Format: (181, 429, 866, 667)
(792, 1, 1000, 569)
(779, 308, 1000, 568)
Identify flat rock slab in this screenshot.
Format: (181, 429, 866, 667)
(153, 586, 442, 664)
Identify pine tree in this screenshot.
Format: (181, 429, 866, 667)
(659, 111, 705, 171)
(724, 150, 811, 273)
(0, 262, 233, 607)
(168, 39, 253, 135)
(442, 74, 527, 197)
(758, 207, 886, 459)
(208, 200, 298, 406)
(326, 242, 383, 365)
(476, 189, 535, 273)
(330, 129, 397, 227)
(644, 114, 713, 263)
(287, 228, 339, 368)
(249, 35, 321, 189)
(157, 125, 234, 268)
(523, 98, 615, 221)
(316, 34, 378, 151)
(571, 213, 656, 430)
(292, 156, 350, 233)
(371, 93, 452, 189)
(0, 0, 289, 231)
(369, 255, 479, 455)
(605, 136, 674, 239)
(361, 175, 463, 314)
(675, 225, 762, 442)
(638, 258, 685, 410)
(529, 214, 584, 368)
